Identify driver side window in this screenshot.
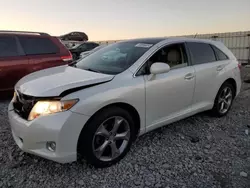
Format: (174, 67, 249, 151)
(138, 43, 188, 75)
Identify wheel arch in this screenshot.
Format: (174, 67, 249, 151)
(212, 77, 237, 106)
(211, 77, 237, 117)
(77, 102, 141, 147)
(222, 78, 237, 97)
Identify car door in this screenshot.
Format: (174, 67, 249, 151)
(186, 42, 230, 110)
(0, 35, 30, 94)
(144, 42, 195, 131)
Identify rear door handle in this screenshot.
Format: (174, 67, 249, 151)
(184, 73, 195, 80)
(216, 65, 223, 71)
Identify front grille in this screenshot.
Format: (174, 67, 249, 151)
(13, 91, 37, 120)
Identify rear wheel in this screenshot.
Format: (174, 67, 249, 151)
(77, 107, 135, 168)
(211, 82, 235, 117)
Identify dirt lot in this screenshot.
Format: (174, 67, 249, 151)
(0, 68, 250, 188)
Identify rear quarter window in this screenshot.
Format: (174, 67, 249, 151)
(211, 45, 229, 61)
(187, 42, 216, 65)
(18, 36, 59, 55)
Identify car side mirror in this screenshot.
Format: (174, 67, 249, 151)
(150, 62, 170, 75)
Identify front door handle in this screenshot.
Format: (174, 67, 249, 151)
(184, 73, 194, 80)
(217, 65, 223, 71)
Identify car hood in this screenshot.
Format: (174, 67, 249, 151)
(15, 65, 114, 97)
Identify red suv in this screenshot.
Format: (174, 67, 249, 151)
(0, 30, 72, 97)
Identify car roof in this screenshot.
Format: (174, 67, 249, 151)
(0, 30, 49, 37)
(119, 37, 219, 46)
(120, 37, 167, 44)
(166, 37, 216, 43)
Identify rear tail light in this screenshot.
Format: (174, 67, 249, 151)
(61, 54, 72, 62)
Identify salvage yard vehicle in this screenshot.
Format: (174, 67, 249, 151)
(59, 31, 88, 42)
(69, 42, 99, 60)
(79, 44, 107, 59)
(8, 37, 241, 167)
(0, 30, 72, 96)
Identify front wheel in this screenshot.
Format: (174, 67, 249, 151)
(211, 82, 235, 117)
(77, 107, 135, 168)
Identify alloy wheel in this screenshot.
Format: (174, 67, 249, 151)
(218, 87, 233, 114)
(92, 116, 130, 162)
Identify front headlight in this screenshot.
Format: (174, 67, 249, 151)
(28, 99, 78, 121)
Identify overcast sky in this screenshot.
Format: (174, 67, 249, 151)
(0, 0, 250, 40)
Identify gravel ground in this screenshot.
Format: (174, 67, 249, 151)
(0, 70, 250, 188)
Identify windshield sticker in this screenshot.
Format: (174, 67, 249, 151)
(135, 43, 153, 48)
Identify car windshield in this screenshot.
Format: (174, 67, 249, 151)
(74, 42, 153, 75)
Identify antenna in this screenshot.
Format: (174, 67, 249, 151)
(194, 33, 198, 38)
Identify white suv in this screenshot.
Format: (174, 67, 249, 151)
(8, 37, 241, 167)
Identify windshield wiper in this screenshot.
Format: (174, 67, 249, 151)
(84, 68, 102, 73)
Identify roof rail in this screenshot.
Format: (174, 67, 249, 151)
(0, 30, 49, 36)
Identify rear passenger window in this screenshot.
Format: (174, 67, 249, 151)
(18, 37, 59, 55)
(0, 36, 19, 57)
(211, 45, 228, 61)
(187, 42, 216, 65)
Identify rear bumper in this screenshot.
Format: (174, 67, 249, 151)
(8, 102, 90, 163)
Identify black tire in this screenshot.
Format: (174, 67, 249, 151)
(211, 82, 235, 117)
(77, 107, 135, 168)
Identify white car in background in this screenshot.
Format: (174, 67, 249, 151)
(79, 44, 107, 59)
(8, 37, 241, 168)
